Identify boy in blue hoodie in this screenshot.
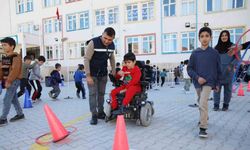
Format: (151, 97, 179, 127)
(49, 63, 62, 99)
(188, 27, 221, 138)
(74, 64, 86, 99)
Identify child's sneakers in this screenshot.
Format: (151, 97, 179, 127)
(76, 92, 80, 98)
(199, 128, 208, 138)
(0, 119, 8, 127)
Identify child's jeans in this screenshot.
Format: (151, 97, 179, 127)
(0, 80, 23, 120)
(50, 85, 61, 98)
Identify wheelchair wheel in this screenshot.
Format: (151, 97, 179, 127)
(105, 103, 112, 118)
(140, 102, 153, 127)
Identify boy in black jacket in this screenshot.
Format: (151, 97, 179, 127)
(49, 63, 62, 99)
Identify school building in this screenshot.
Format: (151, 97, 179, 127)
(0, 0, 250, 79)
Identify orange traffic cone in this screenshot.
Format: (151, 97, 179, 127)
(44, 104, 69, 142)
(113, 115, 129, 150)
(247, 81, 250, 92)
(237, 83, 244, 96)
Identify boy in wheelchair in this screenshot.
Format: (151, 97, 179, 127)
(106, 53, 154, 126)
(111, 52, 141, 111)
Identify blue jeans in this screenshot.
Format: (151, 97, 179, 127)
(1, 80, 23, 120)
(213, 82, 232, 107)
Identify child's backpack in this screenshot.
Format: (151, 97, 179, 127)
(45, 76, 52, 87)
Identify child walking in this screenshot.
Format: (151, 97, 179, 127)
(160, 69, 167, 87)
(49, 63, 62, 99)
(0, 37, 24, 126)
(187, 27, 221, 138)
(74, 64, 86, 99)
(17, 55, 37, 98)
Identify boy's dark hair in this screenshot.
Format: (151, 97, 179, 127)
(146, 60, 150, 64)
(24, 55, 32, 61)
(199, 27, 212, 37)
(124, 52, 136, 62)
(0, 37, 16, 49)
(116, 62, 120, 67)
(38, 56, 46, 62)
(78, 64, 84, 70)
(104, 27, 116, 37)
(55, 63, 61, 69)
(184, 59, 189, 65)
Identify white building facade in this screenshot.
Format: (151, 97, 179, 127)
(0, 0, 250, 74)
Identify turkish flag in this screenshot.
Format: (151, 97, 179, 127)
(56, 8, 59, 20)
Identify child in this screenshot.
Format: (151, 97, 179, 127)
(183, 59, 191, 93)
(0, 37, 24, 126)
(17, 55, 37, 98)
(160, 69, 167, 87)
(187, 27, 221, 138)
(110, 52, 141, 111)
(49, 63, 62, 99)
(74, 64, 86, 99)
(29, 56, 46, 101)
(213, 30, 240, 111)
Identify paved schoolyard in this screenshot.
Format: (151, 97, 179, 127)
(0, 81, 250, 150)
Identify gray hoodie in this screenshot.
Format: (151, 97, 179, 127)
(29, 63, 42, 80)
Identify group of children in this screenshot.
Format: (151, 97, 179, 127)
(0, 37, 86, 126)
(0, 26, 247, 139)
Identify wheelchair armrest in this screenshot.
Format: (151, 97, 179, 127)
(140, 81, 149, 87)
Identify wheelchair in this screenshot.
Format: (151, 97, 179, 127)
(105, 61, 154, 127)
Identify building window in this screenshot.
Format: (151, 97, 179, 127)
(142, 35, 155, 54)
(108, 7, 119, 24)
(181, 32, 195, 51)
(17, 22, 34, 33)
(96, 9, 105, 26)
(163, 33, 177, 53)
(80, 42, 87, 57)
(44, 19, 52, 33)
(79, 11, 89, 29)
(127, 37, 139, 54)
(211, 30, 221, 47)
(207, 0, 222, 12)
(113, 39, 120, 55)
(54, 19, 62, 32)
(228, 0, 244, 9)
(16, 0, 25, 14)
(67, 15, 76, 31)
(127, 4, 138, 22)
(163, 0, 176, 16)
(182, 0, 195, 16)
(46, 46, 53, 60)
(27, 0, 33, 12)
(142, 1, 154, 20)
(43, 0, 61, 7)
(126, 34, 156, 55)
(228, 28, 244, 44)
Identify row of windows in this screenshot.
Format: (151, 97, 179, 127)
(44, 27, 244, 60)
(17, 0, 245, 17)
(163, 0, 245, 16)
(163, 27, 244, 53)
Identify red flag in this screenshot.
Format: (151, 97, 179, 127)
(56, 8, 59, 20)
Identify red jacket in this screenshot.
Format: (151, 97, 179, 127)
(116, 66, 141, 89)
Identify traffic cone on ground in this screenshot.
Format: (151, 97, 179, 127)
(44, 104, 69, 142)
(23, 89, 32, 108)
(247, 81, 250, 92)
(237, 83, 244, 96)
(113, 115, 129, 150)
